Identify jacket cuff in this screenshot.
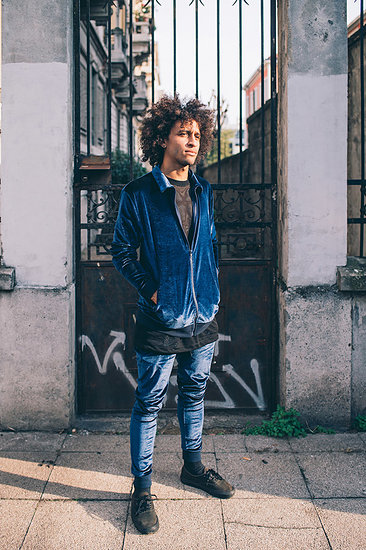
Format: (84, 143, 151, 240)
(139, 279, 158, 302)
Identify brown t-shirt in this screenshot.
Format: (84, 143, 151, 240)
(168, 177, 193, 243)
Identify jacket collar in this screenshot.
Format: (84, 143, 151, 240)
(152, 165, 203, 194)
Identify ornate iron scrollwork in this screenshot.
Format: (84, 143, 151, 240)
(80, 183, 272, 261)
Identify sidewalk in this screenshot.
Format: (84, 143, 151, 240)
(0, 430, 365, 550)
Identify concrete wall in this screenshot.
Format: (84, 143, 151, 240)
(278, 0, 353, 426)
(352, 295, 366, 417)
(279, 288, 352, 425)
(0, 288, 75, 430)
(0, 0, 75, 429)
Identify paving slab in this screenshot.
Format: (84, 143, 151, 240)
(216, 452, 309, 499)
(0, 431, 65, 452)
(315, 498, 366, 550)
(22, 500, 128, 550)
(358, 432, 366, 444)
(222, 497, 322, 528)
(289, 433, 365, 453)
(213, 434, 247, 453)
(0, 452, 57, 499)
(62, 433, 130, 452)
(0, 500, 38, 550)
(296, 451, 366, 498)
(151, 451, 217, 499)
(154, 434, 214, 453)
(123, 499, 226, 549)
(42, 451, 132, 500)
(244, 435, 291, 453)
(225, 523, 329, 550)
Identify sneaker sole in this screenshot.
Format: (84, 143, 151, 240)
(180, 476, 235, 499)
(133, 517, 159, 535)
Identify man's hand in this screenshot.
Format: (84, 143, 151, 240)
(150, 290, 158, 304)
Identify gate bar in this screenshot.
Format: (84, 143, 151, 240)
(107, 4, 112, 156)
(129, 0, 134, 179)
(360, 0, 365, 256)
(73, 0, 84, 413)
(216, 0, 221, 183)
(270, 0, 278, 412)
(239, 0, 243, 183)
(261, 0, 265, 184)
(86, 0, 91, 155)
(173, 0, 177, 95)
(151, 0, 155, 104)
(195, 0, 199, 99)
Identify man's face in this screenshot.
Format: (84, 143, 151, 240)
(162, 119, 201, 168)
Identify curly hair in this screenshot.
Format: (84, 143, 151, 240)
(139, 94, 215, 167)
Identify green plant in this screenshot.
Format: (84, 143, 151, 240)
(307, 425, 336, 435)
(353, 414, 366, 432)
(242, 405, 307, 438)
(111, 150, 147, 185)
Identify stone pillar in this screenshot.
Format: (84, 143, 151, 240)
(277, 1, 351, 425)
(0, 1, 75, 429)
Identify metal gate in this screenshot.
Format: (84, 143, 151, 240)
(73, 0, 278, 413)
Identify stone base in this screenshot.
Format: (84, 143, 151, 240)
(279, 287, 352, 427)
(0, 286, 75, 430)
(352, 295, 366, 417)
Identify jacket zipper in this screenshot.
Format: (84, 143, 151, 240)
(189, 250, 199, 334)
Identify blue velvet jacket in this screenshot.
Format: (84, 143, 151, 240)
(111, 165, 220, 336)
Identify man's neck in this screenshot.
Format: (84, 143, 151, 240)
(160, 163, 190, 181)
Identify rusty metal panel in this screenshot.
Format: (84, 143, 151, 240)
(81, 262, 272, 412)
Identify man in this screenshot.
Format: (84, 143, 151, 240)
(111, 94, 235, 535)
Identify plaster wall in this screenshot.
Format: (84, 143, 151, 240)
(0, 287, 75, 430)
(1, 0, 73, 287)
(287, 73, 347, 286)
(286, 1, 348, 287)
(1, 62, 73, 286)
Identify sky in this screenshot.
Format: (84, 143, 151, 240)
(154, 0, 363, 127)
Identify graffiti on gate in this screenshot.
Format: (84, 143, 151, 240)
(81, 330, 266, 410)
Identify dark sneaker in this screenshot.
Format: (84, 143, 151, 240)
(131, 492, 159, 534)
(180, 466, 235, 499)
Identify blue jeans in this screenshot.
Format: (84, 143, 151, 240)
(130, 341, 216, 489)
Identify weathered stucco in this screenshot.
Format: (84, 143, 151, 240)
(2, 0, 69, 64)
(277, 0, 355, 426)
(0, 287, 75, 430)
(280, 288, 352, 426)
(288, 2, 347, 76)
(285, 0, 348, 287)
(0, 0, 75, 430)
(352, 296, 366, 417)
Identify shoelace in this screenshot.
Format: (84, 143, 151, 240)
(135, 494, 157, 515)
(205, 469, 223, 482)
